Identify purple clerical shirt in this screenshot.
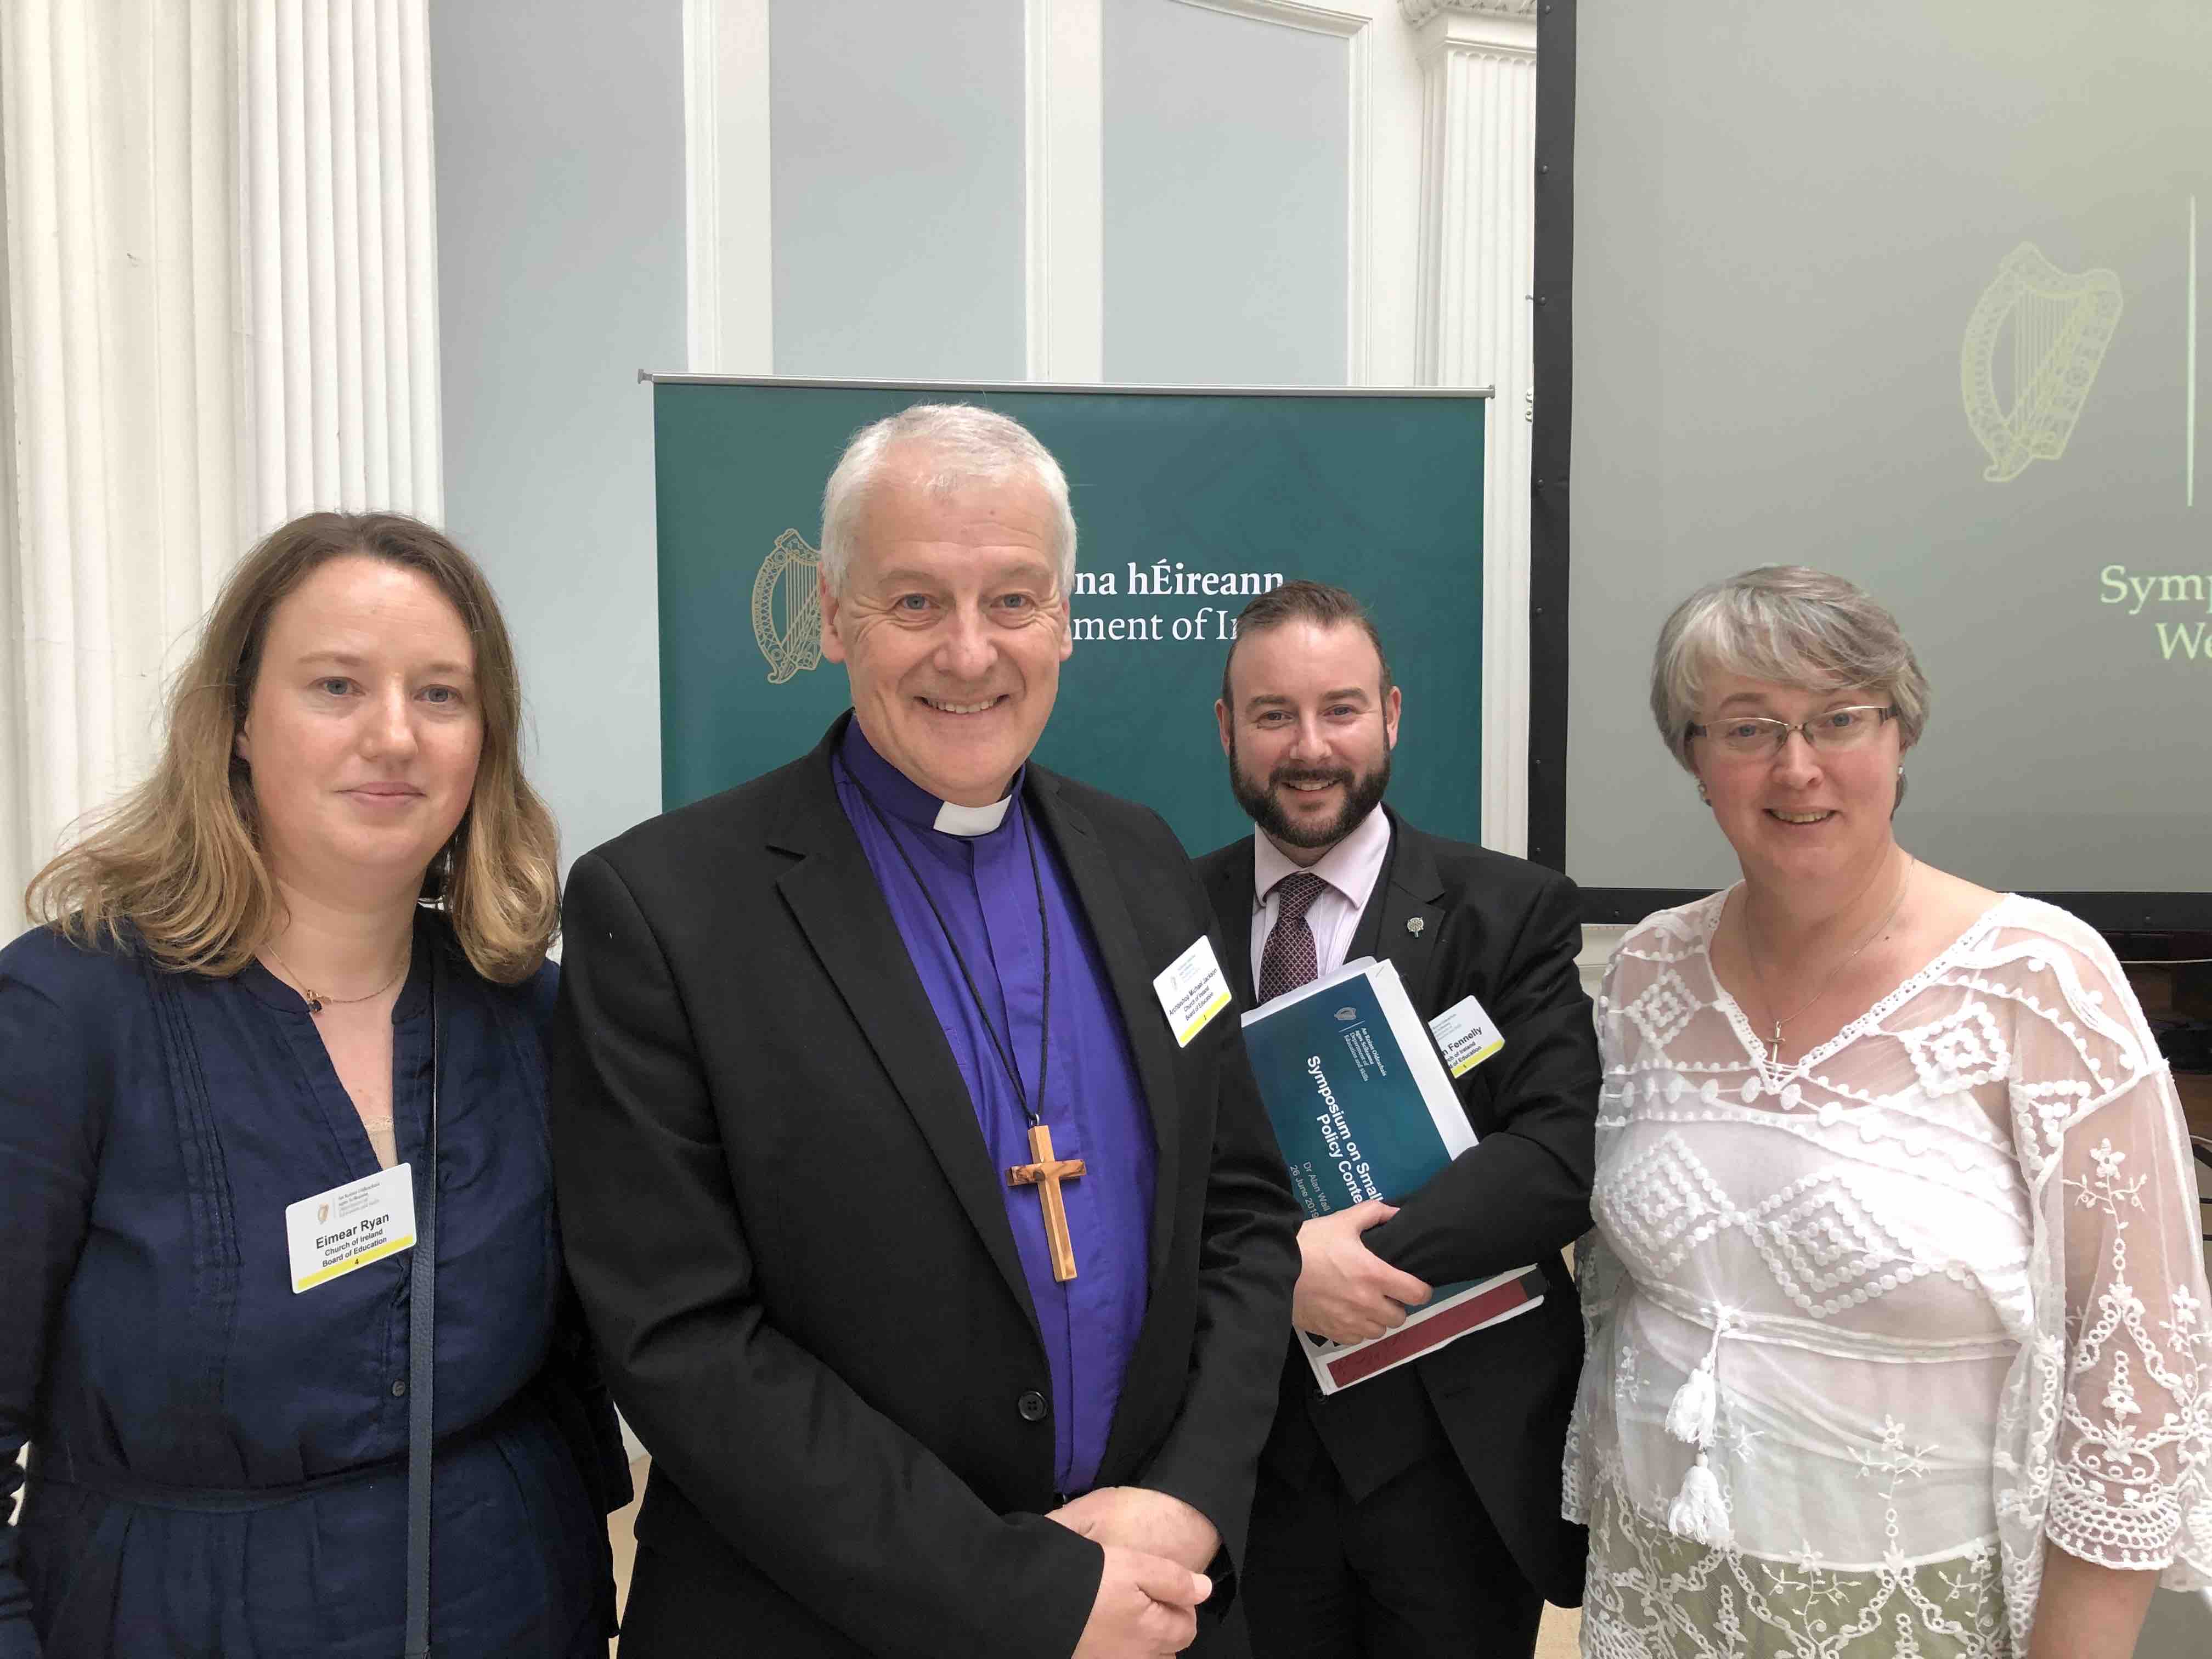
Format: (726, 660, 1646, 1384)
(833, 719, 1157, 1494)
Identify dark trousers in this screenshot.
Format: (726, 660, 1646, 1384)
(1240, 1431, 1543, 1659)
(621, 1539, 1250, 1658)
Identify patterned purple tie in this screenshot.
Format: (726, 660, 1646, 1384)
(1257, 873, 1331, 1003)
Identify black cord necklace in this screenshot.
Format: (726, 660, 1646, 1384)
(850, 776, 1052, 1128)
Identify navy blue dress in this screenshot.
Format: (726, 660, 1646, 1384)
(0, 916, 616, 1658)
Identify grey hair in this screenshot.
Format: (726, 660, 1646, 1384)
(817, 404, 1077, 597)
(1650, 566, 1931, 771)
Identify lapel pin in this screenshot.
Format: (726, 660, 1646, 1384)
(1407, 917, 1425, 936)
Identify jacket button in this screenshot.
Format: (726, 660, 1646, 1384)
(391, 1379, 407, 1398)
(1017, 1390, 1048, 1422)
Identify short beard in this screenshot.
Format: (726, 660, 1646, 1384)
(1228, 736, 1391, 851)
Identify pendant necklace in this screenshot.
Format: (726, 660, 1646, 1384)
(850, 776, 1088, 1282)
(1743, 852, 1914, 1066)
(263, 945, 409, 1017)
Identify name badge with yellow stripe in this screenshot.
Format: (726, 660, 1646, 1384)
(1153, 934, 1233, 1047)
(285, 1164, 417, 1293)
(1430, 994, 1505, 1077)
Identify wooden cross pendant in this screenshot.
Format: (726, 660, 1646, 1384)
(1006, 1123, 1086, 1283)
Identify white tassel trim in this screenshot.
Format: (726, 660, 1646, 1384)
(1664, 1309, 1734, 1449)
(1663, 1362, 1717, 1448)
(1666, 1453, 1733, 1547)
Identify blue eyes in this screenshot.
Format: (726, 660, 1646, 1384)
(313, 678, 464, 707)
(891, 593, 1039, 614)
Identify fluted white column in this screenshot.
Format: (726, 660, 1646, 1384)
(1, 0, 442, 930)
(1408, 0, 1537, 855)
(241, 0, 441, 528)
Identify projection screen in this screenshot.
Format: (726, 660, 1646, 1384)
(1556, 1, 2211, 929)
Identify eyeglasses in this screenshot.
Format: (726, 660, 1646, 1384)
(1687, 705, 1896, 758)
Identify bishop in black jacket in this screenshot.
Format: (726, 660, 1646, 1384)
(549, 407, 1300, 1658)
(1196, 583, 1597, 1659)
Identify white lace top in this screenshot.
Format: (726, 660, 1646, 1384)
(1565, 891, 2211, 1654)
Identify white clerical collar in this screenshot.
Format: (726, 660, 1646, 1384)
(933, 795, 1014, 837)
(837, 714, 1022, 837)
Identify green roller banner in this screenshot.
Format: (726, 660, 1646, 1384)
(650, 379, 1486, 858)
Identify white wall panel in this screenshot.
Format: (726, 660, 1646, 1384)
(685, 0, 772, 372)
(769, 0, 1026, 381)
(1025, 0, 1105, 380)
(1103, 0, 1351, 385)
(432, 0, 686, 874)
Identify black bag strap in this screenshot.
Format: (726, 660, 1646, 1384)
(403, 946, 442, 1657)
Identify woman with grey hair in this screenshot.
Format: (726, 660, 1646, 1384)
(1565, 566, 2210, 1657)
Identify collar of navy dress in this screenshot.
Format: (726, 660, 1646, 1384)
(832, 716, 1156, 1495)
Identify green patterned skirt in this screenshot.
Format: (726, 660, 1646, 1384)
(1579, 1474, 2010, 1659)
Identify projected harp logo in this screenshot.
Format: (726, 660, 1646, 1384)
(1960, 242, 2123, 483)
(753, 528, 825, 684)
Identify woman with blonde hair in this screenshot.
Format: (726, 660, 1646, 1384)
(1567, 566, 2210, 1657)
(0, 513, 627, 1656)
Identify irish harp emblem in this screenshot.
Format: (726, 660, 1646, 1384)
(1960, 242, 2122, 483)
(752, 529, 824, 684)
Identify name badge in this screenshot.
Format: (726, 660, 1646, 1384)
(1430, 995, 1505, 1077)
(285, 1164, 417, 1293)
(1154, 935, 1232, 1048)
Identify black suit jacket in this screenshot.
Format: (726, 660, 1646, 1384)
(1195, 809, 1596, 1606)
(550, 718, 1301, 1658)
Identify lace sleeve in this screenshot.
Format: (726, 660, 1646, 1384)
(1997, 922, 2211, 1611)
(1563, 1223, 1628, 1525)
(1565, 943, 1643, 1525)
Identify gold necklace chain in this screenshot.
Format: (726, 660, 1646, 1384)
(1743, 852, 1915, 1060)
(263, 944, 409, 1017)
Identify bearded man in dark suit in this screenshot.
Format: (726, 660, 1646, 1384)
(1194, 581, 1597, 1659)
(550, 405, 1300, 1658)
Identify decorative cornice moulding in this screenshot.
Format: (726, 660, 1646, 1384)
(1174, 0, 1368, 37)
(1400, 0, 1538, 23)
